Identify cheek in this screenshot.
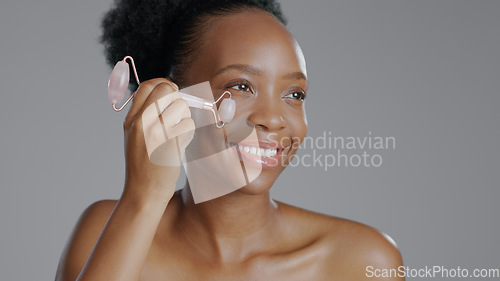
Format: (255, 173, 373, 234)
(289, 107, 308, 137)
(285, 109, 308, 150)
(293, 124, 307, 150)
(229, 95, 253, 116)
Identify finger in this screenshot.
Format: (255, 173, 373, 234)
(142, 117, 194, 167)
(125, 78, 179, 127)
(140, 93, 186, 137)
(160, 98, 191, 129)
(141, 94, 190, 150)
(165, 117, 196, 141)
(141, 82, 180, 117)
(139, 89, 182, 132)
(168, 118, 196, 160)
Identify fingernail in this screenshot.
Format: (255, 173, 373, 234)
(169, 81, 179, 91)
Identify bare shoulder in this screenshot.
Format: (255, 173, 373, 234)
(276, 201, 404, 280)
(77, 199, 118, 226)
(70, 199, 119, 239)
(55, 200, 118, 281)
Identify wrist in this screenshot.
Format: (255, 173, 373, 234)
(121, 181, 174, 210)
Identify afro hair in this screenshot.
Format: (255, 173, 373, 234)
(100, 0, 286, 89)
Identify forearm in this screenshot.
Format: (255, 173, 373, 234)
(76, 190, 168, 281)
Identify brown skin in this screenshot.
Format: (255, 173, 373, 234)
(56, 11, 404, 281)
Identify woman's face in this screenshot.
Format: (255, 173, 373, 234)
(181, 10, 308, 195)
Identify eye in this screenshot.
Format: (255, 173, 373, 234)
(285, 91, 306, 101)
(229, 82, 251, 92)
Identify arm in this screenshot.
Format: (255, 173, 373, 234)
(55, 195, 168, 281)
(56, 79, 194, 281)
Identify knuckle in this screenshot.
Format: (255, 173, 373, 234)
(131, 116, 143, 131)
(156, 82, 177, 94)
(123, 115, 136, 131)
(137, 82, 155, 95)
(162, 98, 187, 115)
(177, 117, 195, 130)
(169, 91, 182, 100)
(160, 79, 179, 91)
(172, 97, 187, 107)
(174, 98, 190, 113)
(186, 117, 195, 129)
(138, 79, 177, 97)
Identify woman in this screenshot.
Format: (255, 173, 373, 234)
(56, 0, 404, 280)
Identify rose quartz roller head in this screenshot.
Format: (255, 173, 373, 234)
(108, 60, 130, 105)
(108, 56, 235, 128)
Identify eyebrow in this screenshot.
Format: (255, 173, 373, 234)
(282, 71, 307, 81)
(214, 64, 308, 82)
(214, 64, 264, 77)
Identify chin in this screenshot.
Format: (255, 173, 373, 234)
(235, 166, 285, 195)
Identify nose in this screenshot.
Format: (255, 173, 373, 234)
(246, 97, 287, 131)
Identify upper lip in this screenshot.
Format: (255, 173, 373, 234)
(232, 141, 284, 150)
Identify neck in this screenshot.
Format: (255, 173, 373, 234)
(175, 182, 280, 262)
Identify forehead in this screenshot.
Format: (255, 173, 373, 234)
(199, 11, 307, 78)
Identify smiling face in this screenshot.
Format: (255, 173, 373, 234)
(179, 10, 308, 195)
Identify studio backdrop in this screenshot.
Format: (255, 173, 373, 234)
(1, 0, 499, 280)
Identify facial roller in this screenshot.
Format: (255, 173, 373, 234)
(108, 56, 236, 128)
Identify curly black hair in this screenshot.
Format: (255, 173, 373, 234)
(100, 0, 287, 89)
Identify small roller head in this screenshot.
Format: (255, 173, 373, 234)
(219, 98, 236, 123)
(108, 60, 130, 104)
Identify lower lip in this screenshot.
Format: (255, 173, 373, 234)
(230, 145, 282, 169)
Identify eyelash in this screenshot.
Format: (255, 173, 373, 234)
(285, 91, 307, 101)
(229, 81, 252, 93)
(227, 81, 307, 101)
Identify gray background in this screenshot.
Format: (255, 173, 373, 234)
(1, 0, 499, 280)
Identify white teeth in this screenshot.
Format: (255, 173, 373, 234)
(235, 145, 277, 158)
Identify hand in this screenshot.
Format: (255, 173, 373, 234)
(121, 78, 195, 205)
